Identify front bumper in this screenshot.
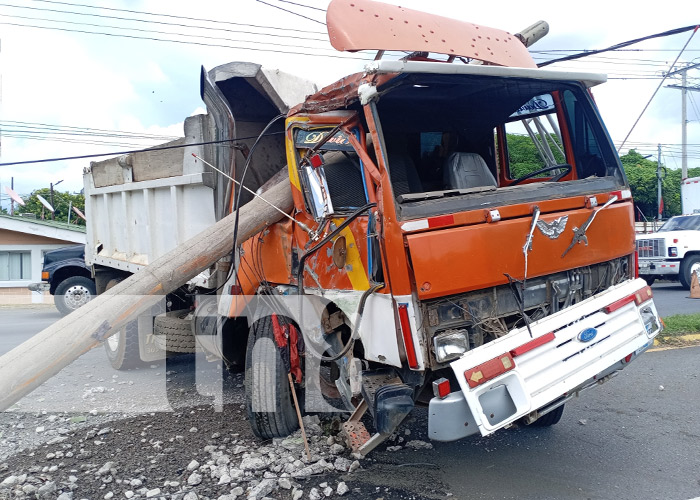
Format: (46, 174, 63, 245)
(27, 282, 50, 292)
(638, 259, 680, 276)
(428, 278, 660, 441)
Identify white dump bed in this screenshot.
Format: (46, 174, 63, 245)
(681, 176, 700, 215)
(83, 62, 317, 278)
(83, 115, 216, 274)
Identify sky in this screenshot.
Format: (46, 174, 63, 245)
(0, 0, 699, 210)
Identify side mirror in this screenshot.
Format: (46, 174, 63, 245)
(302, 160, 334, 220)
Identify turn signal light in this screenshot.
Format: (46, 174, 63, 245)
(603, 285, 653, 314)
(464, 353, 515, 388)
(432, 378, 451, 399)
(41, 271, 49, 280)
(398, 303, 419, 369)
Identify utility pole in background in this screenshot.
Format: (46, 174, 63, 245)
(666, 61, 700, 180)
(657, 144, 663, 220)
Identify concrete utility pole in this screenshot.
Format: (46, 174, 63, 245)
(50, 179, 63, 220)
(666, 61, 700, 180)
(657, 144, 663, 220)
(0, 179, 293, 412)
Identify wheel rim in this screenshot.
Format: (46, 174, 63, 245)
(106, 331, 119, 351)
(64, 285, 92, 309)
(691, 261, 700, 280)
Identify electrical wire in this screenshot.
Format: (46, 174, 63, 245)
(256, 0, 326, 25)
(0, 12, 335, 51)
(18, 0, 328, 35)
(0, 120, 178, 140)
(618, 28, 699, 152)
(0, 20, 371, 60)
(0, 132, 285, 166)
(539, 25, 700, 67)
(272, 0, 326, 12)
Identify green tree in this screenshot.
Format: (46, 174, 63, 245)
(507, 133, 565, 179)
(620, 150, 700, 219)
(17, 188, 86, 226)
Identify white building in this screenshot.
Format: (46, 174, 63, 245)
(0, 214, 86, 303)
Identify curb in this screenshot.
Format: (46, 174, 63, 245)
(649, 333, 700, 352)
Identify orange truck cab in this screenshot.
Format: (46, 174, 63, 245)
(226, 0, 663, 454)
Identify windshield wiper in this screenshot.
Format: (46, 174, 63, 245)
(562, 195, 618, 257)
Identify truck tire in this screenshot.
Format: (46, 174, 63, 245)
(102, 278, 142, 370)
(245, 314, 300, 439)
(679, 255, 700, 290)
(104, 321, 141, 370)
(640, 275, 656, 286)
(153, 310, 196, 353)
(526, 404, 565, 427)
(54, 276, 96, 316)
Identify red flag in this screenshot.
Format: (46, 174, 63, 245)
(658, 197, 664, 217)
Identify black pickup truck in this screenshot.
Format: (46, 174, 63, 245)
(37, 245, 96, 316)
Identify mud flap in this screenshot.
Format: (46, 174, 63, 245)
(137, 314, 167, 362)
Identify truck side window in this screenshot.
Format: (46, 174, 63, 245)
(294, 127, 369, 215)
(561, 90, 619, 181)
(502, 93, 568, 181)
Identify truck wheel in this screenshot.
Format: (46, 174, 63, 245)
(54, 276, 96, 316)
(104, 321, 141, 370)
(640, 275, 656, 286)
(526, 404, 565, 427)
(153, 310, 196, 353)
(102, 278, 142, 370)
(679, 255, 700, 290)
(245, 314, 300, 439)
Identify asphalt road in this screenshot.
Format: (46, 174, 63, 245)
(1, 294, 698, 499)
(0, 307, 61, 356)
(650, 281, 700, 318)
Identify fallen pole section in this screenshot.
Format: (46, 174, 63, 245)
(0, 179, 293, 412)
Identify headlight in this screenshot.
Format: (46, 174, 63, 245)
(668, 247, 678, 257)
(640, 306, 661, 337)
(434, 329, 469, 363)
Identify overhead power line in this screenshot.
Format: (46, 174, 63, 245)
(0, 120, 179, 141)
(0, 3, 329, 42)
(31, 0, 327, 35)
(0, 20, 370, 60)
(0, 12, 337, 53)
(272, 0, 326, 12)
(256, 0, 326, 25)
(539, 25, 700, 67)
(0, 132, 286, 167)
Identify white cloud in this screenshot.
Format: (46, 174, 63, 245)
(1, 0, 699, 209)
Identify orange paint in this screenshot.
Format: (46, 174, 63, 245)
(406, 202, 635, 299)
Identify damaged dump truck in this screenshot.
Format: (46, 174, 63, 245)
(78, 0, 662, 455)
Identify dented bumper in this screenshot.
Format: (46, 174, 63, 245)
(428, 278, 660, 441)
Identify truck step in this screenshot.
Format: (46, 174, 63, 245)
(342, 421, 371, 452)
(360, 369, 402, 416)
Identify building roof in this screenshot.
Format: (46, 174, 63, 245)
(0, 214, 86, 244)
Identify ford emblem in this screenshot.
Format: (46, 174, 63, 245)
(578, 327, 598, 343)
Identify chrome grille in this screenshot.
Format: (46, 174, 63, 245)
(636, 238, 665, 258)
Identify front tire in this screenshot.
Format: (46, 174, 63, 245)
(679, 255, 700, 290)
(526, 404, 565, 427)
(54, 276, 96, 316)
(245, 314, 300, 439)
(640, 275, 656, 286)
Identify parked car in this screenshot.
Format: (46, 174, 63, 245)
(37, 245, 96, 315)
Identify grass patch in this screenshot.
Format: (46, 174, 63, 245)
(656, 313, 700, 346)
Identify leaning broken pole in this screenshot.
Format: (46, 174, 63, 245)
(0, 179, 293, 412)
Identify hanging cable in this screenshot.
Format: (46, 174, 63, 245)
(0, 132, 285, 166)
(618, 27, 699, 153)
(538, 25, 700, 67)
